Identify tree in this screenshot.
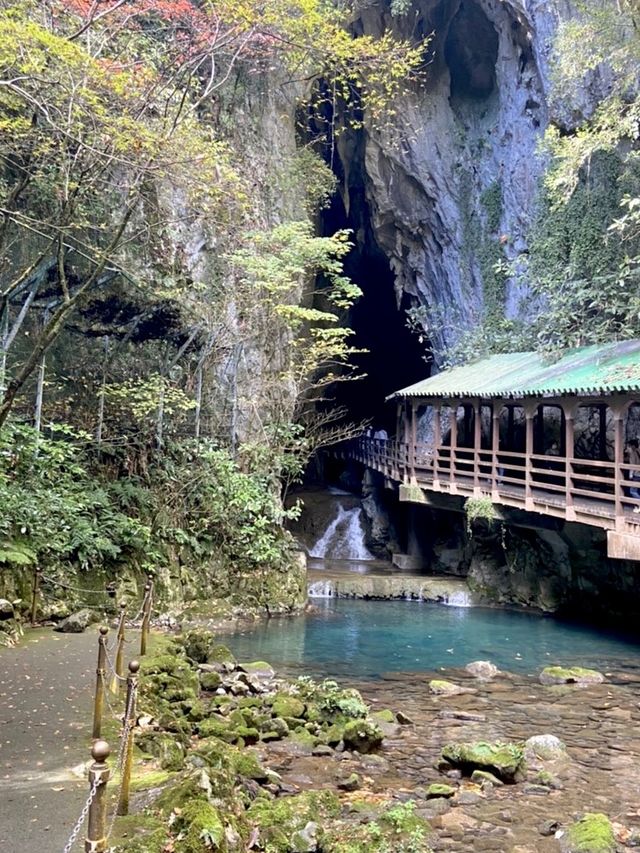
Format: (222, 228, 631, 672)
(0, 0, 426, 428)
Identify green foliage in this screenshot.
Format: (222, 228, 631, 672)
(0, 422, 150, 572)
(464, 496, 497, 533)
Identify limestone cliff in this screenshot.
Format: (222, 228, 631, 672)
(341, 0, 605, 362)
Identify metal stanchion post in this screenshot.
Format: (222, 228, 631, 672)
(117, 660, 139, 817)
(92, 626, 109, 740)
(85, 740, 111, 853)
(139, 580, 153, 657)
(111, 601, 127, 695)
(30, 567, 42, 626)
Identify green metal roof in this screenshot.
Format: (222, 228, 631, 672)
(388, 339, 640, 401)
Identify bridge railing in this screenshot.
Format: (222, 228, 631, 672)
(346, 437, 640, 524)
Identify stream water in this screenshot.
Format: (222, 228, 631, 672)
(226, 597, 640, 680)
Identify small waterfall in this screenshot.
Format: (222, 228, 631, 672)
(309, 504, 375, 561)
(445, 589, 473, 607)
(308, 579, 335, 598)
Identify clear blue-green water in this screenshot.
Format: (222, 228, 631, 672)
(226, 598, 640, 680)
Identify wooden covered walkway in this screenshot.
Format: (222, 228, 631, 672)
(344, 341, 640, 559)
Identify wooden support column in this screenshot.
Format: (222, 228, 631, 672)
(612, 401, 626, 530)
(449, 401, 459, 489)
(433, 401, 441, 488)
(563, 400, 579, 521)
(410, 402, 417, 484)
(491, 401, 501, 497)
(473, 399, 482, 493)
(524, 402, 536, 510)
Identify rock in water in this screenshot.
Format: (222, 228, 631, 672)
(539, 666, 605, 685)
(524, 734, 569, 761)
(441, 741, 526, 782)
(429, 679, 471, 696)
(560, 813, 616, 853)
(465, 660, 499, 679)
(54, 608, 98, 633)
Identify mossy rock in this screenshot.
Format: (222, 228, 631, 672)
(182, 629, 217, 664)
(154, 769, 211, 815)
(540, 666, 605, 686)
(136, 731, 185, 772)
(370, 709, 395, 724)
(207, 643, 237, 666)
(428, 679, 466, 696)
(271, 694, 306, 719)
(441, 741, 525, 782)
(110, 813, 169, 853)
(260, 716, 289, 739)
(470, 769, 504, 787)
(426, 783, 456, 799)
(247, 790, 340, 852)
(238, 661, 275, 678)
(196, 717, 235, 742)
(342, 719, 383, 754)
(200, 671, 222, 691)
(173, 800, 227, 853)
(323, 800, 432, 853)
(561, 813, 616, 853)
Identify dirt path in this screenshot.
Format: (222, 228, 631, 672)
(0, 628, 98, 853)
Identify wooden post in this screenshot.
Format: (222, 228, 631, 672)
(449, 402, 458, 486)
(433, 401, 441, 487)
(613, 406, 625, 529)
(85, 740, 111, 853)
(473, 399, 482, 492)
(140, 581, 153, 657)
(492, 401, 501, 497)
(30, 567, 42, 626)
(598, 403, 608, 460)
(111, 602, 127, 695)
(524, 406, 535, 509)
(117, 660, 139, 817)
(410, 403, 417, 483)
(564, 402, 578, 520)
(92, 627, 109, 740)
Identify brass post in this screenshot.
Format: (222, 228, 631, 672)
(92, 626, 109, 740)
(30, 567, 42, 626)
(139, 581, 153, 657)
(117, 660, 139, 817)
(111, 601, 127, 695)
(85, 739, 111, 853)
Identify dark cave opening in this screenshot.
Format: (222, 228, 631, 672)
(319, 178, 428, 435)
(444, 0, 498, 100)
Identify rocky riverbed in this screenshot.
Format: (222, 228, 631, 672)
(264, 664, 640, 852)
(113, 627, 640, 853)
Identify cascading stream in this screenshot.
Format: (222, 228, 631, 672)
(309, 503, 374, 561)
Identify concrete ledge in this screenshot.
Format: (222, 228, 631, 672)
(607, 530, 640, 560)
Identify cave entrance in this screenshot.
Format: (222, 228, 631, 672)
(444, 0, 498, 100)
(319, 186, 428, 435)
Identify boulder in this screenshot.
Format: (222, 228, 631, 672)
(291, 821, 319, 853)
(524, 734, 569, 762)
(137, 731, 185, 772)
(560, 813, 616, 853)
(465, 660, 499, 679)
(337, 772, 360, 791)
(54, 608, 99, 633)
(540, 666, 604, 685)
(429, 679, 469, 696)
(199, 671, 222, 692)
(426, 783, 456, 799)
(342, 718, 383, 754)
(238, 661, 275, 679)
(471, 769, 504, 787)
(441, 741, 526, 782)
(271, 694, 306, 720)
(0, 599, 14, 620)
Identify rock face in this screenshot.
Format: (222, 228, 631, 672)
(345, 0, 578, 358)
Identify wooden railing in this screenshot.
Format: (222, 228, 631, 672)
(346, 437, 640, 531)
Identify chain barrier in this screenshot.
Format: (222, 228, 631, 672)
(62, 776, 100, 853)
(128, 591, 149, 625)
(41, 575, 112, 596)
(105, 683, 137, 842)
(103, 646, 127, 685)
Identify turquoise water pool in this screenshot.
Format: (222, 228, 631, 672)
(226, 598, 640, 679)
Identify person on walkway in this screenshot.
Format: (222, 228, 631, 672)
(373, 428, 388, 441)
(625, 438, 640, 499)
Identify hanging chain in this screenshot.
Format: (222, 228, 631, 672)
(105, 684, 137, 843)
(41, 575, 111, 596)
(62, 776, 100, 853)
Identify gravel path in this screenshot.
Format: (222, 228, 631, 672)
(0, 628, 98, 853)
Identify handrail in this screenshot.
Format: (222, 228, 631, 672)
(344, 435, 640, 531)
